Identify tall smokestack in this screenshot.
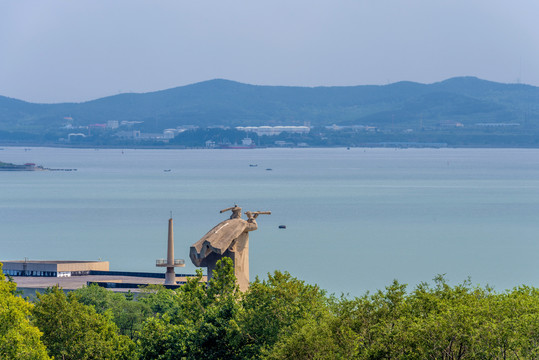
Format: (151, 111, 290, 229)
(157, 216, 185, 285)
(165, 218, 175, 285)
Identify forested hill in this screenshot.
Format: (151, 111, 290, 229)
(1, 76, 539, 133)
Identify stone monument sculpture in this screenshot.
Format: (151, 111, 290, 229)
(190, 205, 270, 291)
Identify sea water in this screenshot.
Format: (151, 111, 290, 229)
(1, 146, 539, 296)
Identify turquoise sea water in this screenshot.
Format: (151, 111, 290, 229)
(1, 146, 539, 296)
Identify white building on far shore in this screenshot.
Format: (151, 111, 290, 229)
(236, 126, 310, 136)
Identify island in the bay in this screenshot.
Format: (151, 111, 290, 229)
(0, 161, 44, 171)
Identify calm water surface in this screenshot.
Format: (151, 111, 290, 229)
(1, 146, 539, 296)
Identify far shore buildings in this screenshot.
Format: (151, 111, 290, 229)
(235, 125, 310, 136)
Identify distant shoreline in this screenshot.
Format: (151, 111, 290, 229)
(3, 142, 539, 150)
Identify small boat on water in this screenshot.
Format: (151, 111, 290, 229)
(278, 225, 286, 229)
(164, 169, 172, 172)
(249, 164, 258, 167)
(266, 168, 272, 171)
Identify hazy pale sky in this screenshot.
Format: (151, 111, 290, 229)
(1, 0, 538, 103)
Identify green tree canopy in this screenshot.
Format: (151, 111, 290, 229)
(0, 263, 49, 360)
(0, 263, 50, 360)
(32, 286, 136, 360)
(239, 271, 328, 359)
(73, 284, 152, 338)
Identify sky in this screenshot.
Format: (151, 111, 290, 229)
(1, 0, 538, 103)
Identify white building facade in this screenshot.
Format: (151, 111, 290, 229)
(236, 126, 310, 136)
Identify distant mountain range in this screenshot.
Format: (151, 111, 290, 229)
(1, 77, 538, 134)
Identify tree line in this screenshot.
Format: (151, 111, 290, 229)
(2, 260, 539, 359)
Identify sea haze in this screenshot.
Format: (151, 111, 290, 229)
(1, 147, 539, 296)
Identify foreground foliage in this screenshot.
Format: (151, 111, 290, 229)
(0, 263, 50, 360)
(32, 286, 136, 360)
(4, 259, 539, 359)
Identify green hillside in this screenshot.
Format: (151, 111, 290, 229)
(1, 77, 538, 133)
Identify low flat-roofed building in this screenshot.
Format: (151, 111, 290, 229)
(1, 260, 109, 277)
(2, 260, 205, 297)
